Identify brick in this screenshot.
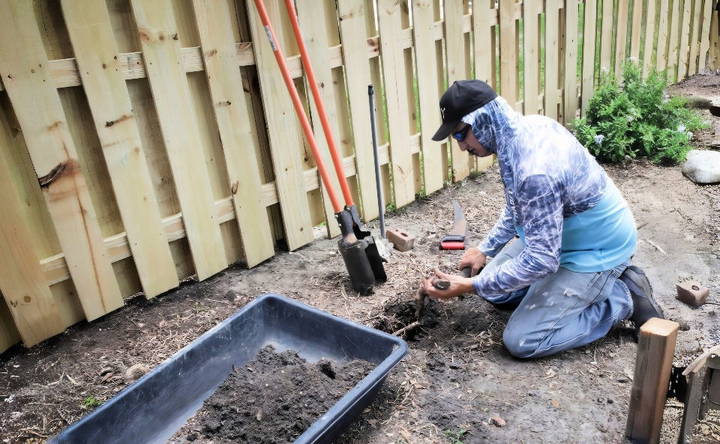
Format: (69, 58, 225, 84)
(386, 228, 415, 252)
(676, 281, 710, 307)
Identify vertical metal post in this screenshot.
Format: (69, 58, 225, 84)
(368, 85, 385, 238)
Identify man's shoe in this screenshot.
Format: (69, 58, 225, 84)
(620, 265, 665, 327)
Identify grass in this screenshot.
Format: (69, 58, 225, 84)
(82, 396, 102, 409)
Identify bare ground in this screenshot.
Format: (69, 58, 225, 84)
(1, 74, 720, 443)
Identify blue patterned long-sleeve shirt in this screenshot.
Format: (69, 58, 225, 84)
(466, 97, 636, 297)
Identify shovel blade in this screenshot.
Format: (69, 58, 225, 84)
(338, 239, 376, 295)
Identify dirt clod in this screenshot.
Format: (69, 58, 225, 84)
(491, 416, 507, 427)
(124, 363, 149, 382)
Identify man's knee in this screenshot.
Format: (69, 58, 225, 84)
(502, 327, 537, 359)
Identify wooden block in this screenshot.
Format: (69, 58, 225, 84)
(386, 229, 415, 252)
(61, 0, 179, 297)
(130, 0, 228, 280)
(626, 318, 679, 444)
(676, 281, 710, 307)
(191, 0, 275, 268)
(0, 0, 124, 321)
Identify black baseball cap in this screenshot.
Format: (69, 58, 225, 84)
(432, 80, 497, 141)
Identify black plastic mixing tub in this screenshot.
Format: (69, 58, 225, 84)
(51, 294, 407, 444)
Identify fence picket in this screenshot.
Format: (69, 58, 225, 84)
(192, 0, 276, 267)
(667, 0, 682, 82)
(61, 0, 179, 296)
(0, 0, 124, 321)
(413, 0, 446, 195)
(378, 0, 416, 207)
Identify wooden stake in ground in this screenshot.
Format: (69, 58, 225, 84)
(625, 318, 679, 444)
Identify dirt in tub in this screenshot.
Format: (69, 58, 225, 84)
(171, 345, 374, 443)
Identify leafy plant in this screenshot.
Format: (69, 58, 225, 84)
(443, 427, 468, 444)
(572, 63, 708, 165)
(82, 395, 102, 409)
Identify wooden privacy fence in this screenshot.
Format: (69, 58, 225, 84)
(0, 0, 717, 352)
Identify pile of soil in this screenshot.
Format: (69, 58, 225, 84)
(172, 346, 373, 443)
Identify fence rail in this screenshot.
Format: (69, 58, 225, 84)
(0, 0, 717, 351)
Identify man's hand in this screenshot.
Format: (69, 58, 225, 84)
(459, 247, 487, 276)
(421, 269, 474, 301)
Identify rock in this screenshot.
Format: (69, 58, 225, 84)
(124, 363, 150, 382)
(490, 415, 506, 427)
(682, 150, 720, 184)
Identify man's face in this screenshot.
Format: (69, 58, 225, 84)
(453, 123, 491, 157)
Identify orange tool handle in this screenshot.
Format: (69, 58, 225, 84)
(252, 0, 342, 213)
(282, 0, 354, 207)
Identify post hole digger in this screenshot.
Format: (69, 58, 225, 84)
(252, 0, 386, 294)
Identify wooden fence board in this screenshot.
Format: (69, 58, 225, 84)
(445, 0, 470, 181)
(0, 299, 21, 353)
(581, 0, 598, 116)
(473, 1, 498, 87)
(599, 0, 615, 75)
(630, 0, 644, 61)
(545, 0, 562, 120)
(0, 121, 64, 347)
(656, 0, 670, 72)
(192, 0, 276, 267)
(61, 0, 179, 297)
(689, 0, 704, 75)
(699, 0, 714, 71)
(523, 0, 541, 115)
(643, 0, 657, 76)
(679, 0, 694, 79)
(378, 0, 415, 207)
(337, 0, 380, 221)
(246, 0, 315, 248)
(295, 0, 343, 239)
(412, 0, 445, 195)
(499, 0, 519, 107)
(130, 0, 227, 279)
(712, 10, 719, 69)
(564, 0, 579, 122)
(667, 0, 682, 82)
(0, 0, 123, 321)
(614, 0, 630, 77)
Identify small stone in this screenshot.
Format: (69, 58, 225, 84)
(607, 398, 614, 404)
(490, 416, 506, 427)
(617, 377, 630, 383)
(682, 150, 720, 184)
(124, 363, 150, 382)
(551, 399, 560, 408)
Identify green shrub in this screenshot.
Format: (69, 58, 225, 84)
(572, 63, 708, 165)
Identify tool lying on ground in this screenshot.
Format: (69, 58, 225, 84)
(253, 0, 386, 295)
(440, 200, 468, 250)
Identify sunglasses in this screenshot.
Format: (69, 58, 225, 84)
(452, 125, 471, 142)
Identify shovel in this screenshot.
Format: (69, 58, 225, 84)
(253, 0, 387, 295)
